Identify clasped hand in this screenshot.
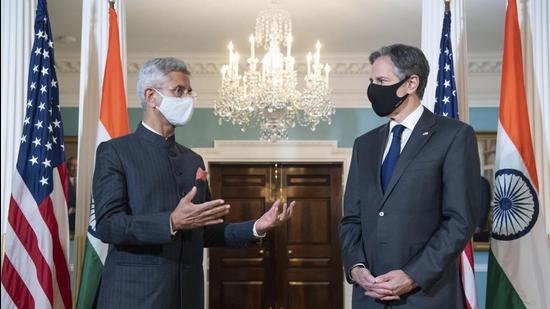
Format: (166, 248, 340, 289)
(351, 267, 417, 301)
(170, 187, 295, 232)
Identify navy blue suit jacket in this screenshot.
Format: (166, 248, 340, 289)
(339, 108, 480, 308)
(93, 123, 257, 308)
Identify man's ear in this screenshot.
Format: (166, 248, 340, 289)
(144, 88, 157, 108)
(406, 75, 420, 95)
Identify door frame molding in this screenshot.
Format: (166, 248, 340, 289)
(193, 140, 353, 309)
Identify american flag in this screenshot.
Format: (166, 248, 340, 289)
(1, 0, 72, 308)
(433, 9, 478, 309)
(434, 10, 459, 118)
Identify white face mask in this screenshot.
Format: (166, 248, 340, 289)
(153, 88, 194, 127)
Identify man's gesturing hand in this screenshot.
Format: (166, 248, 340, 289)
(254, 199, 295, 235)
(351, 267, 399, 301)
(170, 187, 231, 231)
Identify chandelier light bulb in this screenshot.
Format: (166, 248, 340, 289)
(286, 34, 293, 57)
(249, 35, 255, 59)
(324, 65, 331, 83)
(315, 41, 321, 66)
(307, 52, 312, 76)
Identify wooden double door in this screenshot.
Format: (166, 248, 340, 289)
(208, 163, 343, 309)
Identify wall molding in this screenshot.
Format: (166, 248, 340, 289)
(55, 53, 502, 75)
(469, 60, 502, 74)
(55, 53, 501, 108)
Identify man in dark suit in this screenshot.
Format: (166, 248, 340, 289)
(67, 156, 77, 235)
(93, 57, 294, 308)
(339, 44, 480, 308)
(476, 176, 491, 233)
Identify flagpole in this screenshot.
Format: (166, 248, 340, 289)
(444, 0, 450, 12)
(74, 0, 119, 304)
(75, 0, 129, 306)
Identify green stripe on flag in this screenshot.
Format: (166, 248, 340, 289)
(487, 250, 526, 309)
(76, 238, 103, 309)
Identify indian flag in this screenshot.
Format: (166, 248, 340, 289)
(486, 1, 550, 308)
(76, 4, 129, 308)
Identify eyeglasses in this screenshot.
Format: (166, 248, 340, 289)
(156, 86, 198, 99)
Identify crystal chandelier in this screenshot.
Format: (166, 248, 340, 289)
(215, 2, 334, 142)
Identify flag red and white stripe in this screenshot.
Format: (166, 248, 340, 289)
(459, 242, 477, 309)
(432, 7, 478, 309)
(1, 0, 72, 308)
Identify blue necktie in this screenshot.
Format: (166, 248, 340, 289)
(382, 124, 405, 193)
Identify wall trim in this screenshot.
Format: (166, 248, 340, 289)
(56, 53, 502, 75)
(56, 52, 502, 108)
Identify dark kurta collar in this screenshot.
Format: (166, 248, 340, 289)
(136, 122, 176, 149)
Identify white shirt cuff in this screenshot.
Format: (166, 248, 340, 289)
(350, 263, 366, 282)
(169, 216, 177, 236)
(253, 220, 266, 238)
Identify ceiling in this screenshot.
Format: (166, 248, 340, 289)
(48, 0, 506, 57)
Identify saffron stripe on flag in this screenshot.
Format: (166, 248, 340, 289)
(77, 5, 129, 307)
(487, 1, 550, 307)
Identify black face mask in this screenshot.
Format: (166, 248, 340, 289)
(367, 77, 410, 117)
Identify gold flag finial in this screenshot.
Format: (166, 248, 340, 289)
(444, 0, 451, 12)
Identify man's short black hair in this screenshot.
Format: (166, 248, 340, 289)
(369, 44, 430, 100)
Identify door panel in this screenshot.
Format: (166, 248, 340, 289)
(209, 165, 273, 309)
(221, 281, 263, 309)
(209, 163, 343, 309)
(279, 165, 343, 309)
(287, 282, 332, 309)
(287, 198, 330, 243)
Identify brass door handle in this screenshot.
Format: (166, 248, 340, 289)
(287, 250, 293, 255)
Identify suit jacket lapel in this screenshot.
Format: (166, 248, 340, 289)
(374, 124, 389, 198)
(378, 108, 437, 209)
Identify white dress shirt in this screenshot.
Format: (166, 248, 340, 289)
(140, 121, 265, 238)
(382, 104, 425, 161)
(142, 121, 166, 137)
